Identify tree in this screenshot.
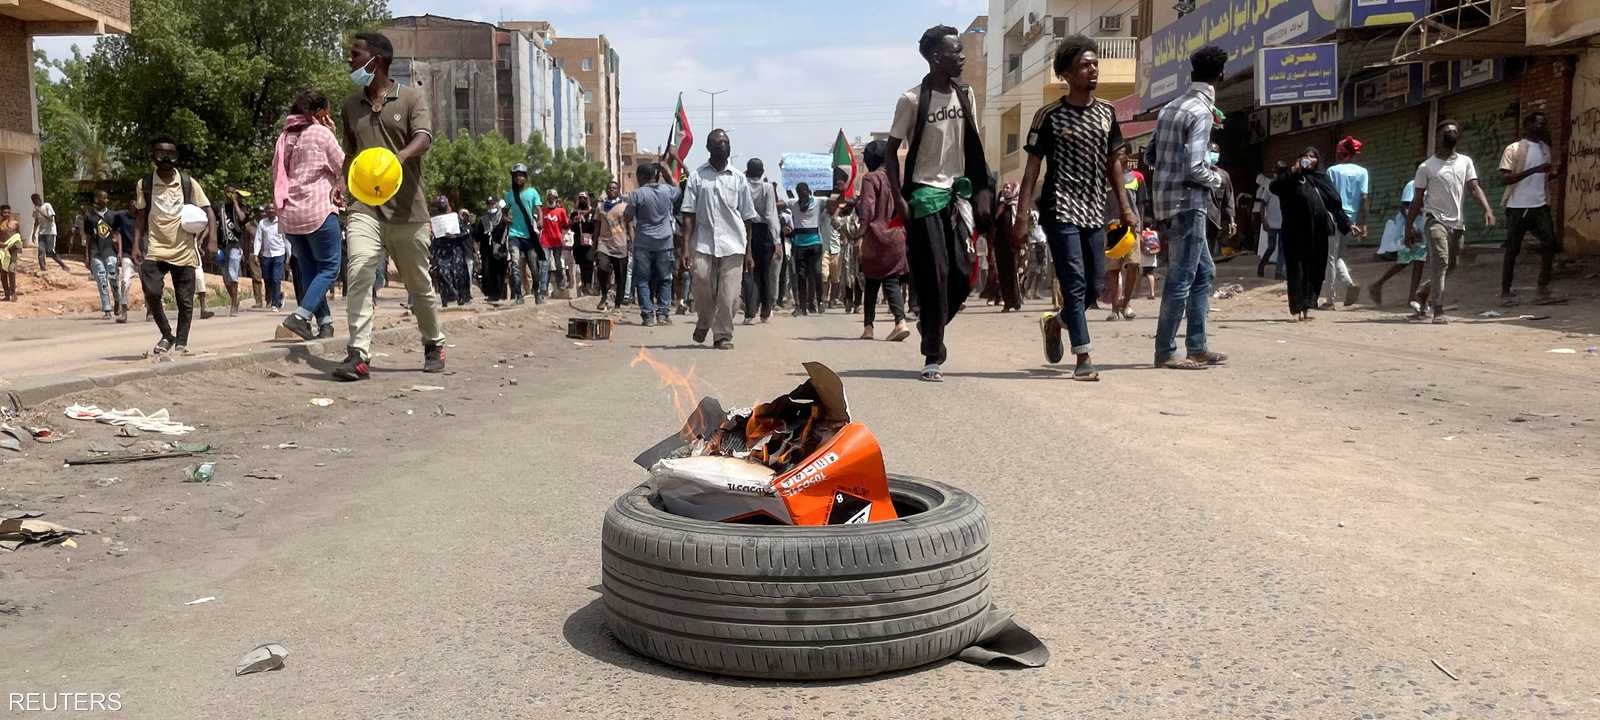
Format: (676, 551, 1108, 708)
(80, 0, 387, 195)
(424, 130, 526, 212)
(525, 133, 612, 205)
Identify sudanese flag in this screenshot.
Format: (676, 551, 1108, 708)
(831, 130, 858, 199)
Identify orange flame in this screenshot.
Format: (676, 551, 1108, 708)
(631, 348, 708, 421)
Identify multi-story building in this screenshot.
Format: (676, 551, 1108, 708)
(982, 1, 1140, 188)
(551, 60, 587, 155)
(383, 15, 580, 155)
(618, 130, 641, 191)
(963, 17, 988, 145)
(5, 0, 129, 235)
(546, 33, 621, 176)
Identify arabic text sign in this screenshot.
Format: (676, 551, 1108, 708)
(1256, 43, 1339, 106)
(1139, 0, 1342, 112)
(779, 153, 833, 195)
(1350, 0, 1426, 27)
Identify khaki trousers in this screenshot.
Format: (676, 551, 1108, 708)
(344, 213, 444, 355)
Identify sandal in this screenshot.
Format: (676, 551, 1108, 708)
(886, 327, 911, 343)
(1187, 351, 1229, 366)
(919, 365, 944, 383)
(1155, 355, 1208, 370)
(1072, 363, 1100, 382)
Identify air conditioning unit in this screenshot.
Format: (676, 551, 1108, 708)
(1052, 16, 1069, 36)
(1098, 14, 1123, 33)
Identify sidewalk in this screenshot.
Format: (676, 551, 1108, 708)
(1, 287, 497, 395)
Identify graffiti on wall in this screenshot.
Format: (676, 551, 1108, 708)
(1566, 53, 1600, 253)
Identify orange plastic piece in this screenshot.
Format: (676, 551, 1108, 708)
(770, 423, 897, 525)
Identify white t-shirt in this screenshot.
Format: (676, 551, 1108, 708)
(1501, 140, 1548, 209)
(1414, 153, 1478, 230)
(33, 203, 56, 236)
(1254, 175, 1283, 230)
(889, 84, 975, 190)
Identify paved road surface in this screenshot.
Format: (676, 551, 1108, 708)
(1, 294, 1596, 719)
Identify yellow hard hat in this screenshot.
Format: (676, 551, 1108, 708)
(1104, 222, 1136, 259)
(348, 147, 404, 207)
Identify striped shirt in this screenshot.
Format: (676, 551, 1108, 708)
(1144, 82, 1221, 221)
(276, 124, 345, 235)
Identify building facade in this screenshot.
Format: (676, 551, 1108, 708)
(5, 0, 128, 237)
(547, 34, 622, 176)
(618, 130, 640, 191)
(982, 1, 1140, 188)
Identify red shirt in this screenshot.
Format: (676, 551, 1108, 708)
(540, 206, 568, 249)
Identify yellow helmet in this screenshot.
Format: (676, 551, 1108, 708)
(347, 147, 404, 207)
(1104, 222, 1136, 260)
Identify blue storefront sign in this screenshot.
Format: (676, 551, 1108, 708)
(1256, 43, 1339, 106)
(1349, 0, 1427, 27)
(1138, 0, 1345, 112)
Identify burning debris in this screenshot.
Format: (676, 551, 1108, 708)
(632, 357, 896, 526)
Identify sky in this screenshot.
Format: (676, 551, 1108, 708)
(35, 0, 990, 189)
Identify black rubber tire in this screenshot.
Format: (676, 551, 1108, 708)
(600, 474, 991, 680)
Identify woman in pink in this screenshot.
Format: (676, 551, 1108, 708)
(272, 89, 346, 341)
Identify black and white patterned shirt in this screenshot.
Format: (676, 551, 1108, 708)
(1024, 98, 1123, 227)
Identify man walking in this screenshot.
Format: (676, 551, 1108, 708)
(31, 193, 67, 273)
(1325, 136, 1368, 308)
(1145, 46, 1228, 370)
(681, 129, 757, 349)
(505, 163, 543, 305)
(133, 135, 215, 355)
(1015, 34, 1135, 381)
(885, 24, 993, 383)
(1254, 162, 1286, 279)
(1405, 119, 1495, 323)
(625, 163, 681, 326)
(110, 199, 137, 322)
(742, 158, 781, 324)
(1205, 142, 1235, 258)
(538, 189, 568, 300)
(594, 181, 629, 311)
(217, 187, 248, 314)
(788, 183, 825, 316)
(336, 31, 445, 380)
(1498, 111, 1559, 305)
(255, 204, 290, 312)
(81, 191, 119, 320)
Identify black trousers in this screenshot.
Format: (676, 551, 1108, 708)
(595, 252, 626, 305)
(743, 224, 776, 319)
(905, 206, 969, 365)
(1282, 229, 1327, 315)
(1501, 205, 1556, 294)
(574, 244, 596, 289)
(792, 243, 823, 313)
(864, 275, 906, 325)
(139, 259, 195, 346)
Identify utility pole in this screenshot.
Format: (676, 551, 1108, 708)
(698, 88, 728, 129)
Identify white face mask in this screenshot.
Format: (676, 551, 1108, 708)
(349, 57, 377, 87)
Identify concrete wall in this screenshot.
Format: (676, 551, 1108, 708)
(0, 17, 33, 137)
(1565, 49, 1600, 255)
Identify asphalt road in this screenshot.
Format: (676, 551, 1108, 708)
(2, 286, 1597, 719)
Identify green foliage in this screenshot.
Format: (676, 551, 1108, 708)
(77, 0, 387, 195)
(523, 132, 612, 205)
(425, 130, 614, 213)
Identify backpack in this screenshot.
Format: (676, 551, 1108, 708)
(900, 76, 992, 223)
(142, 172, 195, 232)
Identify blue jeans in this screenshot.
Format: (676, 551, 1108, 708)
(1044, 223, 1106, 355)
(633, 246, 674, 319)
(260, 254, 286, 307)
(89, 253, 117, 312)
(288, 214, 342, 325)
(1155, 209, 1214, 360)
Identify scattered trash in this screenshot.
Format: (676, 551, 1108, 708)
(66, 450, 195, 466)
(185, 596, 216, 606)
(262, 368, 292, 379)
(173, 442, 211, 453)
(29, 427, 62, 443)
(88, 441, 119, 454)
(276, 442, 300, 450)
(0, 517, 85, 551)
(106, 543, 129, 557)
(216, 504, 246, 519)
(572, 341, 592, 348)
(403, 409, 414, 416)
(115, 426, 140, 438)
(567, 317, 614, 340)
(1476, 310, 1503, 318)
(63, 405, 195, 435)
(1547, 348, 1578, 354)
(308, 398, 335, 408)
(634, 361, 894, 526)
(326, 448, 352, 454)
(60, 538, 78, 549)
(0, 435, 19, 453)
(1443, 436, 1456, 441)
(432, 404, 454, 418)
(244, 470, 283, 480)
(2, 424, 31, 447)
(235, 643, 289, 676)
(1211, 283, 1246, 300)
(1431, 658, 1460, 681)
(183, 463, 216, 483)
(93, 477, 120, 488)
(1, 509, 45, 520)
(407, 385, 446, 393)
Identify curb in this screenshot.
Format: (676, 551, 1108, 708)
(9, 303, 556, 408)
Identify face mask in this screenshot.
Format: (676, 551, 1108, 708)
(1299, 158, 1315, 170)
(350, 57, 376, 88)
(1206, 151, 1220, 166)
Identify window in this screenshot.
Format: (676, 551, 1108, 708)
(1007, 54, 1021, 72)
(454, 88, 471, 131)
(1098, 14, 1123, 33)
(1005, 133, 1020, 155)
(582, 57, 593, 71)
(586, 121, 594, 134)
(1132, 16, 1144, 37)
(1052, 16, 1069, 36)
(584, 90, 594, 103)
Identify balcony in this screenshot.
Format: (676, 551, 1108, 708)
(0, 0, 130, 35)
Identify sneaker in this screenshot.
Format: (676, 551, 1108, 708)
(171, 345, 190, 355)
(228, 306, 239, 317)
(597, 300, 610, 312)
(199, 308, 216, 320)
(714, 339, 735, 350)
(102, 311, 112, 320)
(642, 316, 657, 327)
(152, 338, 174, 355)
(318, 324, 335, 339)
(1106, 311, 1121, 322)
(333, 349, 370, 381)
(742, 317, 755, 326)
(1039, 312, 1065, 364)
(514, 296, 526, 306)
(657, 315, 674, 326)
(282, 314, 315, 341)
(693, 328, 709, 344)
(1431, 315, 1450, 325)
(423, 342, 446, 373)
(1344, 284, 1360, 307)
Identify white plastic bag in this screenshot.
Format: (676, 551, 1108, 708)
(648, 456, 792, 524)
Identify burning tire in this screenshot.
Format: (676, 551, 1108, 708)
(600, 475, 991, 680)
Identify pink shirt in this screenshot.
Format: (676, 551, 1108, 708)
(275, 124, 345, 235)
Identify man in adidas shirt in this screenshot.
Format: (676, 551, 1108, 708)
(1014, 35, 1135, 382)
